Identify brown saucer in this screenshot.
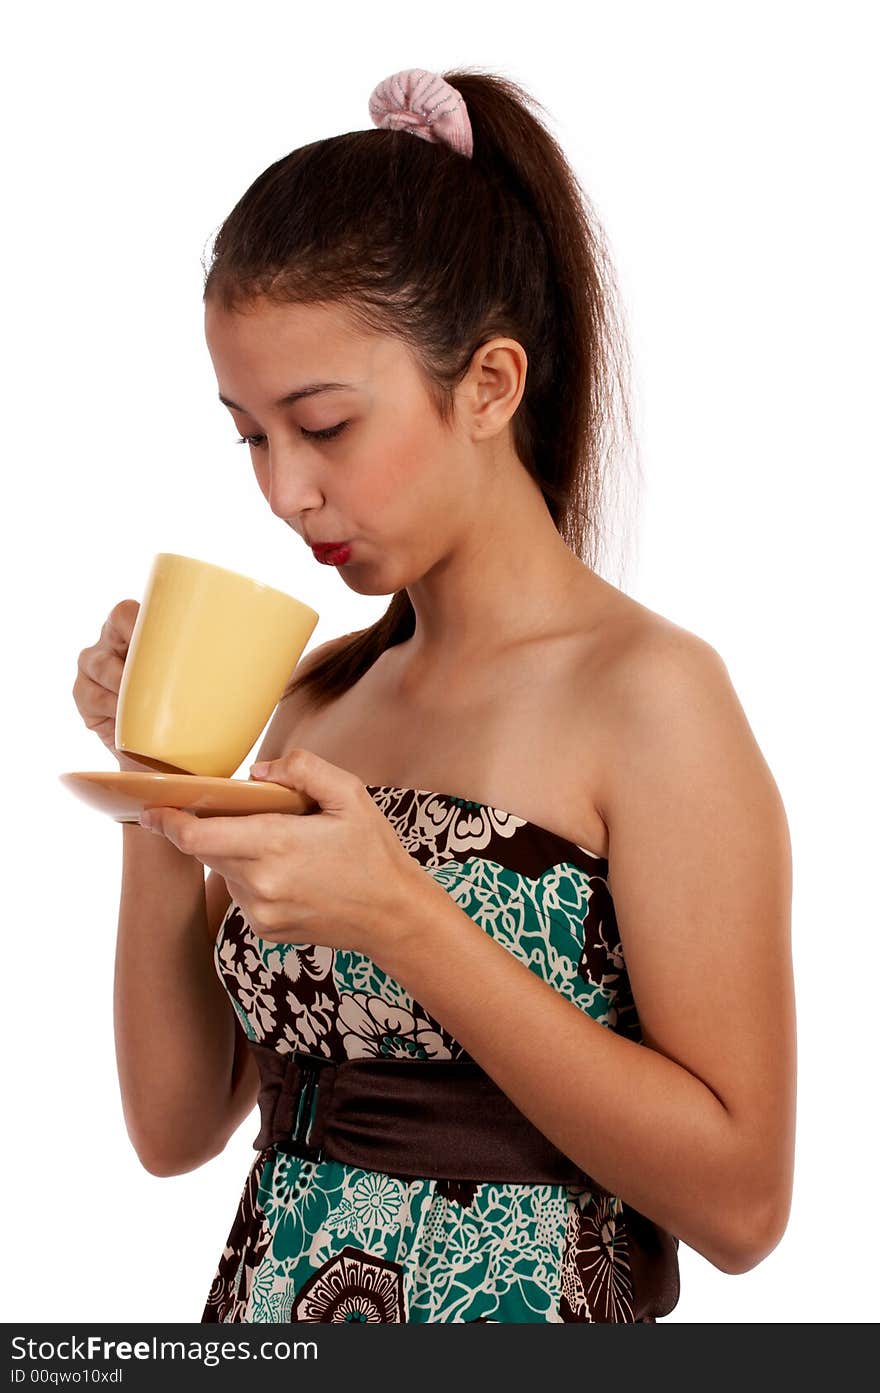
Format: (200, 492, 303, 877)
(59, 770, 317, 824)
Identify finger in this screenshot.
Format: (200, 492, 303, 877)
(73, 668, 118, 717)
(140, 813, 275, 891)
(138, 809, 248, 883)
(251, 747, 359, 812)
(78, 646, 123, 696)
(101, 602, 140, 656)
(140, 808, 288, 861)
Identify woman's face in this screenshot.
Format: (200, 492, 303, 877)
(204, 295, 486, 596)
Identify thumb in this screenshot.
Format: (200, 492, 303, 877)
(249, 747, 357, 813)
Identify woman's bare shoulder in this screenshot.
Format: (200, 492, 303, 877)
(580, 587, 752, 821)
(270, 630, 359, 751)
(581, 579, 718, 684)
(279, 631, 354, 701)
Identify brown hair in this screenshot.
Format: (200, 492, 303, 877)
(202, 66, 641, 709)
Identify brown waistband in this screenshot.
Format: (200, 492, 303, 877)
(247, 1039, 601, 1187)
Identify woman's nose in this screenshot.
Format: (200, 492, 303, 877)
(261, 450, 325, 519)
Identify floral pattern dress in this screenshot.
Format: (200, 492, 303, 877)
(200, 785, 681, 1324)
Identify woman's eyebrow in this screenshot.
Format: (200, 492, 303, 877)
(218, 382, 354, 412)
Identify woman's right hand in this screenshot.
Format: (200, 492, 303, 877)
(72, 599, 149, 770)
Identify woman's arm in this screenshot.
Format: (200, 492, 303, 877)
(375, 630, 795, 1277)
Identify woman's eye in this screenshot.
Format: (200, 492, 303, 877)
(303, 421, 349, 441)
(235, 421, 349, 449)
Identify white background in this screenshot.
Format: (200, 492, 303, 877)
(3, 0, 877, 1323)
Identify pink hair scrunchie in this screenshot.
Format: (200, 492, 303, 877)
(368, 68, 474, 159)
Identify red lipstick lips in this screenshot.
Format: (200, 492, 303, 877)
(311, 541, 353, 565)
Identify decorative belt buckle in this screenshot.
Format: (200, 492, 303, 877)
(275, 1050, 336, 1160)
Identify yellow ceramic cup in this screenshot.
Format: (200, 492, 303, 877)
(116, 553, 319, 777)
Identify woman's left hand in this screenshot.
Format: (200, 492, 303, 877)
(137, 748, 427, 967)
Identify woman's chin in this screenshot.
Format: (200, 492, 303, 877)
(331, 550, 412, 598)
(338, 568, 392, 598)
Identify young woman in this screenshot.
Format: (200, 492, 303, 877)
(96, 67, 795, 1323)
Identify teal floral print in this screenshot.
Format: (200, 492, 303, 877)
(201, 786, 680, 1323)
